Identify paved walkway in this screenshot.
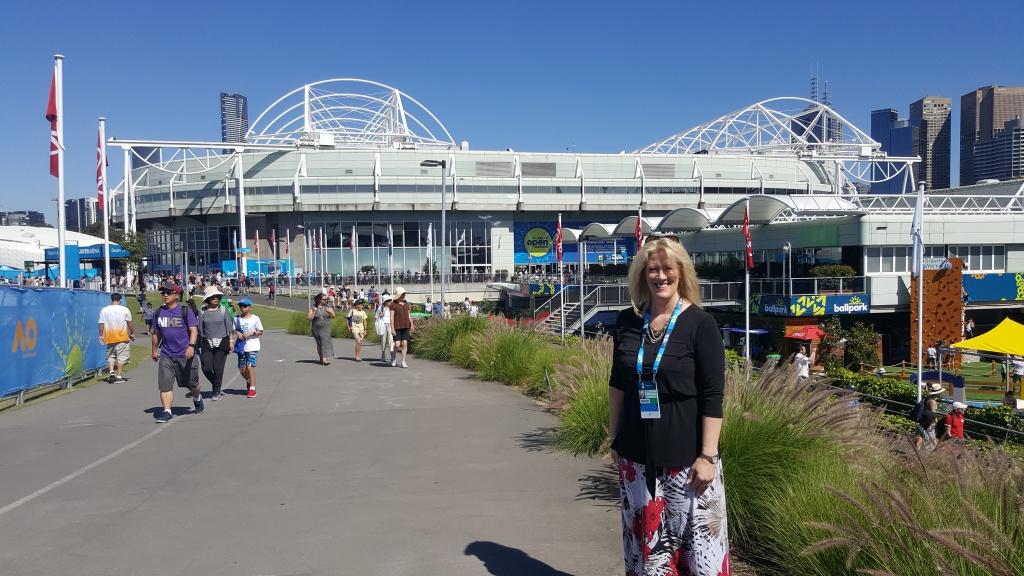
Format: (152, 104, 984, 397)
(0, 331, 621, 576)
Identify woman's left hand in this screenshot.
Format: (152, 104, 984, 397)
(687, 458, 716, 494)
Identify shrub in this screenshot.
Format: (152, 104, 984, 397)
(844, 321, 881, 371)
(554, 338, 612, 456)
(411, 315, 489, 362)
(474, 322, 559, 394)
(809, 264, 856, 278)
(287, 312, 312, 335)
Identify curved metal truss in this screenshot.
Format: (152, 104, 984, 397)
(247, 78, 457, 149)
(636, 97, 917, 192)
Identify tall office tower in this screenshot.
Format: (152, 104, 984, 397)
(1, 211, 47, 227)
(974, 116, 1024, 182)
(65, 197, 98, 232)
(960, 86, 1024, 185)
(792, 77, 843, 146)
(220, 93, 249, 145)
(870, 108, 916, 193)
(909, 97, 951, 190)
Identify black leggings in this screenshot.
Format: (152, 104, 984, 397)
(200, 341, 230, 394)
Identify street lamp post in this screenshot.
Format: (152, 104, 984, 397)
(420, 159, 447, 307)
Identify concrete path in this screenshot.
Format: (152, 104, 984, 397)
(0, 331, 621, 576)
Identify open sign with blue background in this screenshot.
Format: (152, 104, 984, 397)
(513, 221, 635, 265)
(0, 287, 108, 397)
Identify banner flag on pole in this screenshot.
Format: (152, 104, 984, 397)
(96, 128, 105, 210)
(232, 230, 238, 252)
(910, 185, 924, 278)
(743, 204, 753, 270)
(456, 230, 466, 246)
(284, 228, 289, 256)
(255, 229, 260, 260)
(634, 208, 643, 250)
(555, 213, 563, 263)
(46, 67, 60, 178)
(387, 224, 393, 257)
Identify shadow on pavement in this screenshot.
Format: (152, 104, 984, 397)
(294, 359, 325, 365)
(143, 406, 192, 416)
(515, 426, 559, 453)
(463, 541, 573, 576)
(575, 464, 620, 508)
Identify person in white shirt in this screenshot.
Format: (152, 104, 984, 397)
(233, 299, 264, 398)
(927, 345, 937, 369)
(794, 345, 810, 380)
(468, 300, 479, 318)
(98, 293, 134, 382)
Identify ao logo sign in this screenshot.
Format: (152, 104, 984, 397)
(11, 318, 38, 354)
(524, 227, 553, 258)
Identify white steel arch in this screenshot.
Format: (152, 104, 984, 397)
(636, 97, 917, 191)
(247, 79, 457, 149)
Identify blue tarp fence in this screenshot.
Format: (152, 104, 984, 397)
(0, 286, 109, 397)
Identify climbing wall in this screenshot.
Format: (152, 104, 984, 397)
(910, 258, 963, 370)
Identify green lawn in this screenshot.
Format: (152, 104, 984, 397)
(140, 292, 292, 331)
(879, 360, 1013, 402)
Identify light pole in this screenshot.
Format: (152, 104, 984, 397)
(297, 225, 311, 308)
(783, 241, 793, 297)
(420, 159, 447, 306)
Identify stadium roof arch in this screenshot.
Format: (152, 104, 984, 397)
(636, 97, 918, 192)
(247, 79, 457, 149)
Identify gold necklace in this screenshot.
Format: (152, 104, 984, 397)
(647, 323, 666, 342)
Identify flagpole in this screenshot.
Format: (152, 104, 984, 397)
(352, 225, 359, 292)
(744, 199, 752, 378)
(914, 180, 925, 403)
(255, 229, 262, 295)
(558, 214, 565, 343)
(287, 227, 293, 297)
(388, 224, 395, 294)
(304, 232, 311, 308)
(339, 231, 345, 287)
(99, 117, 111, 292)
(321, 227, 326, 291)
(54, 55, 67, 288)
(579, 238, 585, 339)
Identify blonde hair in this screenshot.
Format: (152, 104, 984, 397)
(627, 237, 702, 314)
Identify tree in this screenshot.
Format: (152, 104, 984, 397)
(109, 230, 147, 279)
(844, 322, 881, 372)
(817, 317, 846, 372)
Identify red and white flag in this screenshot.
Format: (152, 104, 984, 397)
(96, 128, 105, 210)
(285, 228, 290, 256)
(634, 208, 643, 250)
(743, 203, 753, 270)
(46, 67, 59, 178)
(554, 214, 564, 263)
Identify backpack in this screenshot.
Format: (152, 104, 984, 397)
(910, 399, 927, 424)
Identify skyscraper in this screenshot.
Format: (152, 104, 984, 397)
(65, 198, 98, 232)
(974, 116, 1024, 182)
(909, 96, 951, 190)
(870, 108, 915, 193)
(220, 93, 249, 145)
(960, 86, 1024, 185)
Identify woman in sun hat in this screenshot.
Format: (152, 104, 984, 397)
(198, 285, 234, 400)
(347, 299, 368, 361)
(376, 295, 395, 364)
(307, 291, 336, 365)
(389, 287, 414, 368)
(913, 382, 944, 451)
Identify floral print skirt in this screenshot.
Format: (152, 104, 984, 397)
(617, 457, 731, 576)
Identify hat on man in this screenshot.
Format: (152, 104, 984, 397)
(952, 401, 968, 411)
(926, 382, 944, 396)
(202, 286, 224, 302)
(382, 294, 393, 303)
(159, 281, 183, 294)
(395, 286, 406, 300)
(238, 298, 253, 307)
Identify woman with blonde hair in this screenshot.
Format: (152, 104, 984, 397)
(608, 236, 730, 576)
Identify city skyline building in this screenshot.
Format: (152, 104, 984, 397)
(870, 108, 915, 193)
(910, 96, 951, 189)
(974, 116, 1024, 182)
(65, 197, 98, 233)
(0, 210, 47, 227)
(219, 92, 249, 145)
(960, 85, 1024, 185)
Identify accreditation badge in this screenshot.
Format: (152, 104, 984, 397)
(638, 376, 662, 419)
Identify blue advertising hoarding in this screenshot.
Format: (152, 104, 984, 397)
(751, 293, 871, 316)
(0, 287, 108, 397)
(962, 272, 1024, 303)
(44, 243, 130, 262)
(513, 221, 635, 265)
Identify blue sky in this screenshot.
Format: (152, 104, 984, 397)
(0, 0, 1020, 219)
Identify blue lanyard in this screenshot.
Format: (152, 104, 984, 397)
(637, 299, 684, 382)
